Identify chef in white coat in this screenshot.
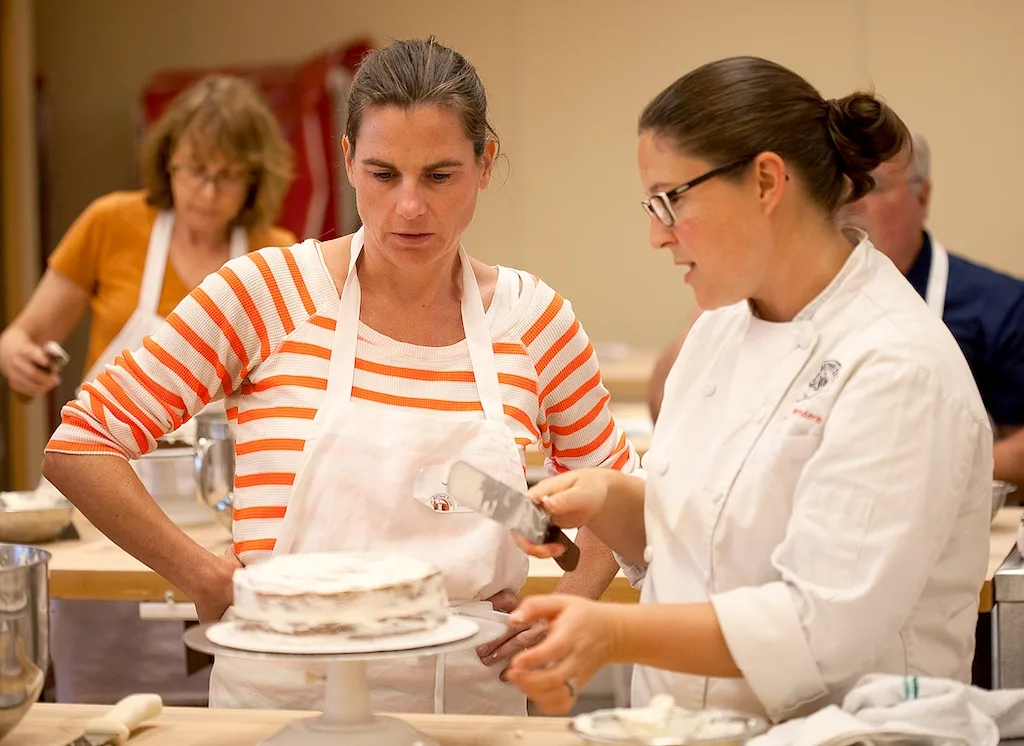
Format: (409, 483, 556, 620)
(506, 57, 993, 723)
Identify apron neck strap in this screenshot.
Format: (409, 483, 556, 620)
(138, 211, 175, 315)
(229, 225, 248, 259)
(925, 236, 949, 318)
(327, 230, 365, 404)
(457, 247, 503, 421)
(141, 213, 246, 313)
(327, 228, 504, 420)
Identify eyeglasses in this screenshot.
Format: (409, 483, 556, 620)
(871, 174, 924, 196)
(641, 157, 755, 227)
(170, 163, 252, 195)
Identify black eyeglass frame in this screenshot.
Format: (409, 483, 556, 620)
(641, 156, 756, 227)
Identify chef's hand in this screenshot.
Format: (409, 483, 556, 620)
(512, 469, 615, 560)
(505, 594, 622, 715)
(192, 548, 243, 623)
(0, 329, 60, 397)
(477, 590, 548, 680)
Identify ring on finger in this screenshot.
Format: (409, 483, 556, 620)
(565, 677, 578, 698)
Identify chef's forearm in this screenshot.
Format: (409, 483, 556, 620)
(607, 602, 742, 679)
(41, 452, 226, 600)
(587, 471, 648, 565)
(551, 527, 620, 600)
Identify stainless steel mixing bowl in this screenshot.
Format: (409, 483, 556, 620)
(0, 544, 50, 740)
(0, 494, 73, 544)
(194, 411, 235, 529)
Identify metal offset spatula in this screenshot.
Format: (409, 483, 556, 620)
(63, 693, 163, 746)
(446, 460, 580, 571)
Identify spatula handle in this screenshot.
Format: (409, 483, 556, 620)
(544, 525, 580, 572)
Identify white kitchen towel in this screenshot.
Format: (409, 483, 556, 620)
(749, 674, 1024, 746)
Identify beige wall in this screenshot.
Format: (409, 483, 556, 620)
(3, 0, 46, 489)
(33, 0, 1024, 356)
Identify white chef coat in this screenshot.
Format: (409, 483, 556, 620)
(629, 233, 993, 723)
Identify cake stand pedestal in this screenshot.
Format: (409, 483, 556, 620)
(184, 618, 505, 746)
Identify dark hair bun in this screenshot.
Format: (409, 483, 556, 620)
(825, 93, 910, 202)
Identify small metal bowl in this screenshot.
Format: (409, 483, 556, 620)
(570, 705, 769, 745)
(0, 544, 50, 739)
(0, 492, 74, 544)
(994, 480, 1017, 522)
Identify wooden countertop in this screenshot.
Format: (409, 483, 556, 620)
(13, 704, 1024, 746)
(5, 704, 577, 746)
(595, 348, 658, 401)
(36, 507, 1020, 612)
(39, 515, 231, 604)
(36, 514, 638, 604)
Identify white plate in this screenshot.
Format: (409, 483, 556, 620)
(571, 706, 768, 744)
(206, 614, 479, 655)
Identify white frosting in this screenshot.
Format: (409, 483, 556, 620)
(233, 552, 449, 637)
(614, 693, 676, 737)
(573, 695, 760, 742)
(236, 552, 439, 594)
(0, 488, 67, 511)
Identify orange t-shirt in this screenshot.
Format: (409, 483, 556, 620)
(47, 190, 296, 371)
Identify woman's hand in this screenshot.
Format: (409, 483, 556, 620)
(504, 594, 624, 715)
(513, 469, 617, 559)
(476, 589, 548, 680)
(529, 468, 617, 527)
(0, 328, 60, 397)
(191, 548, 243, 623)
(0, 270, 88, 398)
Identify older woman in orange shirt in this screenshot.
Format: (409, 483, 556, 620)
(0, 75, 294, 397)
(0, 74, 295, 706)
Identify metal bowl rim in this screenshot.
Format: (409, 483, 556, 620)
(0, 504, 73, 515)
(0, 544, 52, 567)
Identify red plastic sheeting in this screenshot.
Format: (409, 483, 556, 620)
(137, 40, 371, 242)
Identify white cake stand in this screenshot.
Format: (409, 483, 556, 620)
(184, 617, 507, 746)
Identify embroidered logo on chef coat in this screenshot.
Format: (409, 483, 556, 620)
(797, 359, 842, 401)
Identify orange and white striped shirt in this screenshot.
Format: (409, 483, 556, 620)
(46, 240, 639, 564)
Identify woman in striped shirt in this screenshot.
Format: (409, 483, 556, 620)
(43, 37, 639, 715)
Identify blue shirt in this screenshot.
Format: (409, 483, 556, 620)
(906, 231, 1024, 426)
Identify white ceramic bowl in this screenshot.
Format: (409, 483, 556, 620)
(570, 705, 768, 745)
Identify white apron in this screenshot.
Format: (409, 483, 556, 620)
(80, 211, 247, 440)
(51, 211, 246, 704)
(924, 238, 996, 432)
(209, 229, 529, 715)
(925, 237, 949, 318)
